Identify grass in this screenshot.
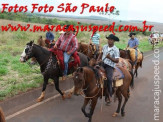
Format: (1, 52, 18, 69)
(0, 19, 163, 101)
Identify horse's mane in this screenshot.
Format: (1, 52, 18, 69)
(33, 44, 50, 55)
(86, 66, 100, 81)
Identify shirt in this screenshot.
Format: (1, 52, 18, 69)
(128, 38, 139, 49)
(46, 32, 54, 42)
(90, 33, 100, 45)
(56, 33, 78, 54)
(102, 45, 120, 68)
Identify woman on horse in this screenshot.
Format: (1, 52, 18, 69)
(54, 25, 78, 80)
(97, 34, 120, 103)
(126, 32, 139, 69)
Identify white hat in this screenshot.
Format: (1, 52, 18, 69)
(59, 31, 64, 34)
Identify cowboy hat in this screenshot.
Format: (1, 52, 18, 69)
(106, 34, 119, 41)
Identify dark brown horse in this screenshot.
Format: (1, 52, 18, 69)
(20, 41, 89, 102)
(119, 49, 143, 77)
(73, 66, 132, 122)
(0, 107, 5, 122)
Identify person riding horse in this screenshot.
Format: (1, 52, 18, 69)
(54, 25, 78, 80)
(97, 34, 120, 103)
(45, 27, 55, 48)
(89, 30, 101, 58)
(126, 32, 139, 69)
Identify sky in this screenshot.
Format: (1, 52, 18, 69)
(0, 0, 163, 23)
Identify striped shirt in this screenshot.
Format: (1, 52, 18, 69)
(56, 33, 78, 54)
(102, 45, 120, 68)
(90, 33, 100, 45)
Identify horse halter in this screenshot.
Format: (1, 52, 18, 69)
(25, 45, 33, 61)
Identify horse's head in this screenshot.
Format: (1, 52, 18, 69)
(119, 49, 131, 59)
(73, 67, 85, 96)
(89, 58, 96, 67)
(20, 41, 35, 62)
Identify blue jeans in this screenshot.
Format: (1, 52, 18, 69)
(64, 52, 71, 76)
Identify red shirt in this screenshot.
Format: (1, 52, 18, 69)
(56, 33, 78, 54)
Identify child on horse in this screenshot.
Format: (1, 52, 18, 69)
(54, 25, 78, 80)
(97, 34, 120, 103)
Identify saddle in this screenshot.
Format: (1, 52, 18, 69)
(112, 67, 124, 87)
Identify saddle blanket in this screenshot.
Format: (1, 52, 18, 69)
(49, 48, 80, 70)
(112, 67, 124, 81)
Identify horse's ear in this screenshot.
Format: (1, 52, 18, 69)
(79, 67, 83, 73)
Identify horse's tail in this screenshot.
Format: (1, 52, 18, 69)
(0, 107, 6, 122)
(140, 52, 143, 68)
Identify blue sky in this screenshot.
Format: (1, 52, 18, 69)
(0, 0, 162, 23)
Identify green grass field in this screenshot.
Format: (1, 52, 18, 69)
(0, 19, 163, 101)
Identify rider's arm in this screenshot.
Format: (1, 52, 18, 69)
(97, 52, 103, 61)
(68, 37, 78, 54)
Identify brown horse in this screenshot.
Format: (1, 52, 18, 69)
(73, 66, 132, 122)
(78, 42, 100, 59)
(89, 58, 134, 88)
(0, 107, 5, 122)
(119, 49, 143, 77)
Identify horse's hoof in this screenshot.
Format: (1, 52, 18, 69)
(112, 112, 118, 117)
(62, 92, 66, 100)
(121, 112, 125, 117)
(67, 92, 73, 99)
(37, 97, 44, 102)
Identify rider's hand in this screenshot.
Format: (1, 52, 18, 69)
(106, 54, 111, 59)
(67, 52, 71, 55)
(53, 45, 57, 49)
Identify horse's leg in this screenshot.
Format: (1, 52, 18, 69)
(53, 77, 66, 100)
(121, 90, 129, 117)
(87, 97, 98, 122)
(37, 77, 48, 102)
(67, 86, 75, 98)
(112, 89, 122, 117)
(129, 70, 134, 89)
(81, 98, 90, 118)
(134, 63, 139, 77)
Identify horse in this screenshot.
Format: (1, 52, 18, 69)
(0, 107, 5, 122)
(89, 58, 134, 88)
(31, 36, 47, 64)
(119, 49, 143, 77)
(78, 42, 100, 59)
(20, 41, 89, 102)
(73, 66, 132, 122)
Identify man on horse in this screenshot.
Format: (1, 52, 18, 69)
(89, 30, 101, 58)
(97, 34, 120, 102)
(126, 32, 139, 69)
(54, 25, 78, 80)
(45, 27, 55, 48)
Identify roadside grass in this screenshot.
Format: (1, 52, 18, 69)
(0, 19, 163, 101)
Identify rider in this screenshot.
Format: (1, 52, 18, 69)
(97, 34, 120, 103)
(45, 27, 55, 48)
(89, 30, 101, 58)
(54, 25, 78, 80)
(126, 32, 139, 69)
